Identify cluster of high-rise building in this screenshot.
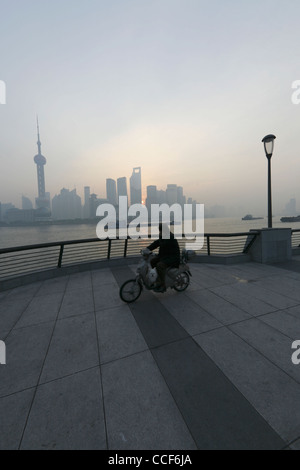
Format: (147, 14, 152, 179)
(106, 167, 142, 206)
(145, 184, 197, 210)
(0, 124, 197, 224)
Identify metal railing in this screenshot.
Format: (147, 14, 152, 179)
(291, 229, 300, 249)
(0, 232, 258, 281)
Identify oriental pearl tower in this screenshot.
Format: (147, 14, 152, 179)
(34, 117, 51, 217)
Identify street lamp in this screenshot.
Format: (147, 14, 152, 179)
(262, 134, 276, 228)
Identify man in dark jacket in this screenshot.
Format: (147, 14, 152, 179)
(147, 223, 180, 292)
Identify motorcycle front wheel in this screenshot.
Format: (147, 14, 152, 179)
(119, 279, 142, 303)
(173, 272, 190, 292)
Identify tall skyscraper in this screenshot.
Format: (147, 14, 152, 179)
(117, 177, 128, 201)
(146, 185, 157, 211)
(157, 189, 166, 204)
(106, 178, 117, 205)
(166, 184, 178, 205)
(83, 186, 90, 218)
(33, 118, 50, 217)
(51, 188, 82, 220)
(22, 195, 33, 210)
(130, 167, 142, 205)
(177, 186, 184, 207)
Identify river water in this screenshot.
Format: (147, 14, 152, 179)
(0, 216, 298, 249)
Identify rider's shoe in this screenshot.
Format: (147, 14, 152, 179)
(154, 285, 166, 293)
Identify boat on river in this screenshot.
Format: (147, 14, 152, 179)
(242, 214, 264, 221)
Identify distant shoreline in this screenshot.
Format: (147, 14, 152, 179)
(0, 217, 199, 228)
(0, 218, 99, 228)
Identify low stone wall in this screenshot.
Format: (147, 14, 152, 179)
(247, 228, 292, 264)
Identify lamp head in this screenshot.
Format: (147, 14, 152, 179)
(262, 134, 276, 158)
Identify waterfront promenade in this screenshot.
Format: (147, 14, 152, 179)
(1, 258, 300, 449)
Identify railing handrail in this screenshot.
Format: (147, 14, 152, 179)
(0, 238, 100, 254)
(3, 229, 300, 255)
(0, 231, 260, 255)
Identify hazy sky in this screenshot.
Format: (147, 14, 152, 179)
(1, 0, 300, 215)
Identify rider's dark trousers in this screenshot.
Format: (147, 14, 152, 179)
(150, 258, 168, 287)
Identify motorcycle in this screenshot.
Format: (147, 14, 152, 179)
(119, 248, 195, 303)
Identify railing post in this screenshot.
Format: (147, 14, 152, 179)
(243, 233, 257, 254)
(207, 235, 211, 256)
(107, 239, 111, 259)
(57, 244, 64, 268)
(124, 238, 128, 257)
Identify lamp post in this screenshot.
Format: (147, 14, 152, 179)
(262, 134, 276, 228)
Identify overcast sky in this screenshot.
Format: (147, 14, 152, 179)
(1, 0, 300, 214)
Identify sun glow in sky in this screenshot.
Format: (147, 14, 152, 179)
(1, 0, 300, 215)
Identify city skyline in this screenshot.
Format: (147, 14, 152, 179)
(2, 120, 201, 212)
(1, 148, 298, 220)
(1, 126, 204, 221)
(1, 1, 300, 215)
(1, 119, 202, 220)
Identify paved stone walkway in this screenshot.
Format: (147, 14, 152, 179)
(1, 258, 300, 449)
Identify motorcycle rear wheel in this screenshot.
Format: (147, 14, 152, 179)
(173, 272, 190, 292)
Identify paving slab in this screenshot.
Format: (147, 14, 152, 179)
(193, 264, 240, 285)
(0, 291, 9, 301)
(5, 282, 42, 300)
(185, 268, 227, 289)
(0, 330, 9, 342)
(290, 438, 300, 450)
(91, 268, 119, 286)
(35, 276, 69, 296)
(65, 271, 92, 292)
(233, 282, 299, 310)
(285, 304, 300, 320)
(211, 284, 277, 316)
(58, 287, 94, 318)
(221, 263, 281, 280)
(253, 276, 300, 302)
(229, 318, 300, 383)
(102, 350, 197, 450)
(0, 322, 54, 397)
(39, 313, 99, 383)
(0, 388, 35, 450)
(152, 337, 284, 450)
(96, 304, 148, 364)
(0, 297, 32, 332)
(194, 327, 300, 442)
(185, 288, 251, 325)
(159, 293, 223, 336)
(20, 368, 106, 450)
(15, 292, 64, 328)
(129, 294, 189, 349)
(93, 280, 123, 312)
(260, 310, 300, 340)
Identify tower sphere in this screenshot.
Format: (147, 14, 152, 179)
(34, 154, 46, 165)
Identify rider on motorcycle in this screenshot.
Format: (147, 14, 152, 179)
(147, 222, 180, 292)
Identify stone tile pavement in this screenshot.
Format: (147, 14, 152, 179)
(1, 258, 300, 449)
